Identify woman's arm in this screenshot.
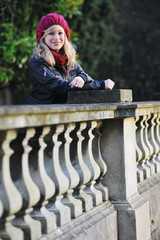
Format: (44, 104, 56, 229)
(69, 76, 115, 90)
(29, 57, 72, 95)
(74, 62, 94, 83)
(69, 62, 115, 90)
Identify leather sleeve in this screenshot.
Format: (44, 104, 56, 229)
(82, 80, 105, 90)
(76, 62, 94, 82)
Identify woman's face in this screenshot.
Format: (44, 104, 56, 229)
(44, 25, 65, 52)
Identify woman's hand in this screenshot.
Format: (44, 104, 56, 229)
(104, 79, 115, 90)
(69, 76, 85, 88)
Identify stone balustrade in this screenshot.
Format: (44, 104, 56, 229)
(0, 97, 160, 240)
(0, 118, 108, 239)
(135, 113, 160, 182)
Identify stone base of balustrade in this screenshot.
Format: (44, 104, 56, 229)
(138, 172, 160, 240)
(111, 193, 151, 240)
(40, 201, 117, 240)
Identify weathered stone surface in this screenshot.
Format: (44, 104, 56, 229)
(101, 118, 138, 200)
(138, 173, 160, 240)
(67, 89, 133, 104)
(113, 195, 150, 240)
(1, 101, 160, 129)
(101, 117, 151, 240)
(40, 202, 117, 240)
(0, 102, 160, 239)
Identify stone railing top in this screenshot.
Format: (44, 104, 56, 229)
(0, 100, 160, 129)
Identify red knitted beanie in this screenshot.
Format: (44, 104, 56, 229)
(36, 13, 70, 43)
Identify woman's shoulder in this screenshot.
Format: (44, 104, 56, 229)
(29, 56, 45, 66)
(28, 56, 52, 73)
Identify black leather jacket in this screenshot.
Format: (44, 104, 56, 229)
(27, 57, 105, 104)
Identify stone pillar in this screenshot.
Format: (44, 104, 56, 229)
(101, 117, 151, 240)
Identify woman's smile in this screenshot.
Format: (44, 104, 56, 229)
(53, 42, 61, 45)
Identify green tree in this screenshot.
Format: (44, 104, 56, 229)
(72, 0, 122, 80)
(112, 0, 160, 100)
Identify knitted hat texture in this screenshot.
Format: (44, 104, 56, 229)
(36, 13, 70, 43)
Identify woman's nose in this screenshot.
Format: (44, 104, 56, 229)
(53, 33, 59, 40)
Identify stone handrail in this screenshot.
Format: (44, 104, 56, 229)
(0, 100, 160, 240)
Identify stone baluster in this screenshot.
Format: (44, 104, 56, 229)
(135, 116, 145, 182)
(92, 121, 108, 201)
(143, 114, 156, 175)
(82, 121, 104, 206)
(71, 122, 93, 212)
(61, 123, 83, 219)
(137, 115, 151, 179)
(0, 130, 23, 240)
(148, 113, 160, 173)
(154, 113, 160, 172)
(11, 128, 42, 240)
(30, 126, 57, 234)
(47, 124, 71, 226)
(157, 113, 160, 141)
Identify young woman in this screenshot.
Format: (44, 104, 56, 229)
(27, 13, 115, 104)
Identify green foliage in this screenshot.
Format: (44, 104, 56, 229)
(54, 0, 84, 17)
(0, 23, 15, 82)
(151, 219, 155, 227)
(72, 0, 122, 79)
(112, 0, 160, 100)
(0, 22, 36, 82)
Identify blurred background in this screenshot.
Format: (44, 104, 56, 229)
(0, 0, 160, 104)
